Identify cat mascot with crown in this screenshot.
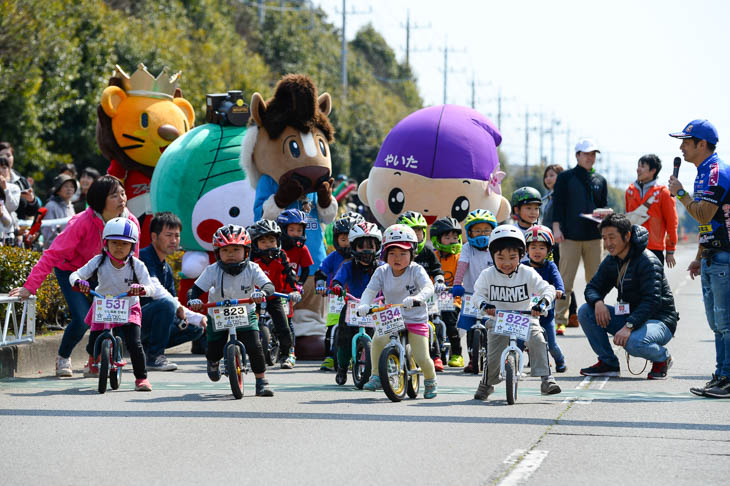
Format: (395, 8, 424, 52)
(96, 63, 195, 248)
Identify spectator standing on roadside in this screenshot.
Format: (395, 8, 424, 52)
(42, 174, 78, 249)
(139, 212, 205, 371)
(551, 139, 608, 331)
(541, 164, 578, 334)
(668, 119, 730, 398)
(625, 154, 678, 267)
(73, 167, 100, 214)
(0, 142, 41, 220)
(0, 156, 20, 243)
(578, 214, 677, 379)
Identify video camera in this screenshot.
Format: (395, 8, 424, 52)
(205, 90, 250, 126)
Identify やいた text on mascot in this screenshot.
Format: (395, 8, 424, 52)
(240, 74, 338, 356)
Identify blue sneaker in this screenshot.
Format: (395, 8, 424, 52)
(424, 378, 438, 399)
(363, 375, 381, 391)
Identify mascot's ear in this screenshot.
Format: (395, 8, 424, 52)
(173, 97, 196, 128)
(357, 179, 369, 206)
(100, 86, 127, 118)
(496, 195, 511, 223)
(250, 92, 266, 127)
(318, 93, 332, 116)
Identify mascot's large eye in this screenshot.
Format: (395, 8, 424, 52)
(388, 188, 405, 215)
(229, 206, 240, 217)
(318, 139, 327, 157)
(451, 196, 470, 221)
(140, 112, 149, 128)
(289, 140, 301, 158)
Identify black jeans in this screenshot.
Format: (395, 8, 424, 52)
(88, 324, 147, 380)
(441, 309, 462, 355)
(264, 296, 293, 357)
(206, 328, 266, 374)
(650, 249, 665, 266)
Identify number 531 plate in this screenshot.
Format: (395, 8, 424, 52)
(493, 311, 532, 341)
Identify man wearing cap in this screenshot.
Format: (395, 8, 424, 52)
(551, 139, 608, 332)
(41, 173, 78, 249)
(668, 119, 730, 398)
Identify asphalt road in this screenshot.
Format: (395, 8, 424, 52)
(1, 243, 728, 486)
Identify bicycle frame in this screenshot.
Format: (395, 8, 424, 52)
(493, 310, 537, 381)
(87, 290, 129, 367)
(204, 297, 257, 375)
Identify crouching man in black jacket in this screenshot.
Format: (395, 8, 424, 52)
(578, 213, 678, 379)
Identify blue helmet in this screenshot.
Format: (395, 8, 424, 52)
(276, 209, 308, 249)
(464, 209, 497, 249)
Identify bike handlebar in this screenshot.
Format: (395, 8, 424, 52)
(78, 288, 129, 300)
(204, 298, 255, 308)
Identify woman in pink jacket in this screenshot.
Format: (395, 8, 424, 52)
(10, 175, 140, 377)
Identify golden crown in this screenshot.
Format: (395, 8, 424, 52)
(113, 63, 180, 100)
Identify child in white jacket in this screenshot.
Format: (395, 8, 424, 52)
(472, 225, 561, 400)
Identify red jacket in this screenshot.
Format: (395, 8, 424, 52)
(625, 182, 678, 252)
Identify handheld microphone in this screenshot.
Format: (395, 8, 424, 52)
(673, 157, 681, 178)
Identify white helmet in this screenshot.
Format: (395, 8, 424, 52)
(488, 224, 526, 258)
(348, 221, 383, 246)
(103, 217, 139, 244)
(382, 224, 418, 251)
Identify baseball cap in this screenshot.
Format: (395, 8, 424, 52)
(575, 138, 600, 154)
(669, 119, 719, 145)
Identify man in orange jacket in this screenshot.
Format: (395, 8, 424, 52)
(625, 154, 678, 267)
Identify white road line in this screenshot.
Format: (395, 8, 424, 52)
(576, 376, 609, 404)
(498, 450, 549, 486)
(561, 376, 592, 404)
(673, 274, 692, 296)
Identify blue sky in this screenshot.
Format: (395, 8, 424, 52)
(315, 0, 730, 189)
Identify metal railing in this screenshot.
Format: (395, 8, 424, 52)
(0, 294, 36, 347)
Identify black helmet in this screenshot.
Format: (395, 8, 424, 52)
(249, 219, 282, 259)
(429, 217, 463, 254)
(333, 213, 364, 257)
(511, 186, 542, 208)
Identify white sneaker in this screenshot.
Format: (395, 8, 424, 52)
(56, 356, 72, 377)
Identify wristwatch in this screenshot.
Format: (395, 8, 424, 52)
(677, 189, 687, 200)
(625, 322, 634, 330)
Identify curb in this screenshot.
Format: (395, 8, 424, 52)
(0, 333, 89, 378)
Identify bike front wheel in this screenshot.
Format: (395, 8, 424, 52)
(226, 344, 245, 399)
(109, 336, 123, 390)
(352, 336, 372, 389)
(470, 329, 483, 374)
(98, 338, 111, 394)
(260, 325, 275, 366)
(379, 347, 406, 402)
(505, 351, 518, 405)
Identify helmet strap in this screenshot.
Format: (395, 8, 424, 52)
(104, 247, 129, 266)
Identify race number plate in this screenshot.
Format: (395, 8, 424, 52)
(93, 297, 130, 324)
(372, 307, 406, 337)
(346, 301, 374, 328)
(426, 294, 439, 315)
(328, 294, 345, 315)
(461, 294, 481, 317)
(493, 311, 532, 341)
(437, 292, 455, 311)
(211, 305, 249, 332)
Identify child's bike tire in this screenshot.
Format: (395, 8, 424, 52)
(470, 329, 483, 374)
(352, 336, 372, 389)
(109, 336, 123, 390)
(505, 351, 518, 405)
(260, 325, 275, 366)
(379, 347, 406, 402)
(98, 338, 110, 394)
(226, 344, 244, 399)
(406, 344, 420, 399)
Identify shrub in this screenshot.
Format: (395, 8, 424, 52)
(0, 246, 67, 332)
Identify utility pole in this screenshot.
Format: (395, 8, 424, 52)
(258, 0, 265, 25)
(525, 111, 530, 172)
(550, 116, 560, 165)
(441, 39, 465, 105)
(539, 113, 545, 165)
(565, 125, 571, 164)
(401, 9, 429, 71)
(337, 0, 371, 99)
(469, 73, 490, 109)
